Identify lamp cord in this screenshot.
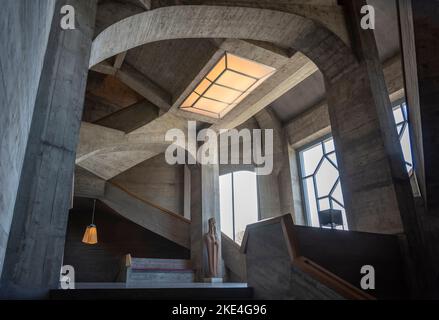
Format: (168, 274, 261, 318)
(91, 199, 96, 225)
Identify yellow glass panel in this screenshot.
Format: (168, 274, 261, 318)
(203, 84, 243, 104)
(193, 97, 229, 114)
(181, 92, 200, 107)
(179, 52, 276, 119)
(206, 56, 226, 81)
(216, 70, 256, 91)
(226, 53, 276, 79)
(195, 78, 212, 95)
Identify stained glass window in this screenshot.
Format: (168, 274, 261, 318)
(298, 137, 348, 229)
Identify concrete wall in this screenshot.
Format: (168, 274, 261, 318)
(0, 0, 55, 275)
(111, 154, 185, 215)
(64, 198, 189, 282)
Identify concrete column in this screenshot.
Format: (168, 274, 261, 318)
(0, 0, 56, 278)
(329, 0, 430, 296)
(406, 0, 439, 213)
(399, 0, 439, 297)
(184, 165, 191, 220)
(190, 163, 223, 281)
(0, 0, 97, 298)
(257, 174, 281, 220)
(328, 0, 414, 234)
(254, 108, 284, 220)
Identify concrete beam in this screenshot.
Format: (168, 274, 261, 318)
(95, 100, 159, 133)
(139, 0, 151, 10)
(113, 51, 127, 69)
(92, 61, 172, 111)
(116, 63, 172, 111)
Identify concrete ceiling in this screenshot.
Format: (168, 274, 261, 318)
(270, 0, 401, 123)
(125, 39, 219, 99)
(271, 71, 325, 122)
(78, 1, 401, 180)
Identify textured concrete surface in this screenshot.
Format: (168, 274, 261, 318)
(0, 0, 97, 298)
(111, 154, 185, 215)
(2, 0, 433, 299)
(190, 163, 222, 281)
(244, 219, 342, 300)
(80, 39, 317, 180)
(0, 0, 55, 277)
(399, 0, 439, 297)
(102, 182, 190, 248)
(323, 0, 414, 235)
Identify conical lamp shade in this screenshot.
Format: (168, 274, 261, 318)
(82, 224, 98, 245)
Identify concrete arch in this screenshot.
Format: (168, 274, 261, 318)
(90, 5, 357, 84)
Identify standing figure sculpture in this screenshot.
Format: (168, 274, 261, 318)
(204, 218, 219, 278)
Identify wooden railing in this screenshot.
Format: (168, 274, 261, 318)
(109, 181, 190, 224)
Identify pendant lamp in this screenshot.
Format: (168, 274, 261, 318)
(82, 199, 98, 245)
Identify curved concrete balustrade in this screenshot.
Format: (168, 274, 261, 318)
(91, 6, 317, 67)
(89, 5, 355, 86)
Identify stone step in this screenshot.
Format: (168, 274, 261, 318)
(127, 270, 195, 284)
(125, 257, 195, 284)
(130, 258, 192, 272)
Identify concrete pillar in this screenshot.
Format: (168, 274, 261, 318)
(399, 0, 439, 297)
(190, 163, 223, 281)
(0, 0, 56, 278)
(328, 0, 430, 296)
(406, 0, 439, 213)
(0, 0, 97, 298)
(254, 108, 284, 220)
(257, 174, 281, 220)
(327, 0, 413, 234)
(184, 165, 191, 220)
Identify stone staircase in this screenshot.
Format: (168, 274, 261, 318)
(52, 255, 253, 300)
(118, 255, 195, 287)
